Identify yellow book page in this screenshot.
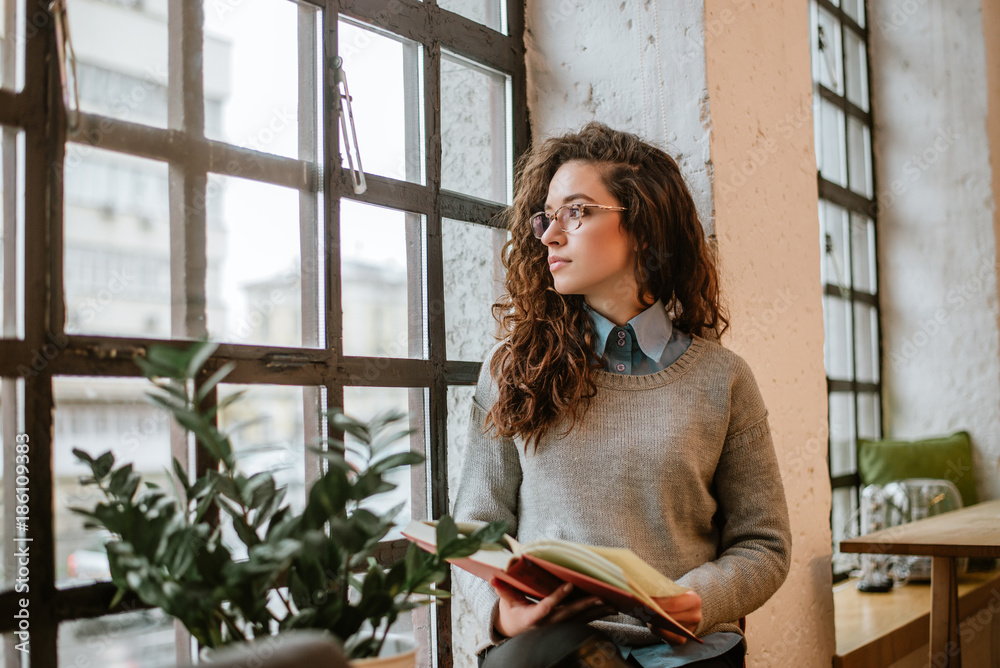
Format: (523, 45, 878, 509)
(588, 546, 689, 598)
(521, 540, 631, 591)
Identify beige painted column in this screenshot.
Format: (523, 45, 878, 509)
(703, 1, 834, 665)
(986, 0, 1000, 380)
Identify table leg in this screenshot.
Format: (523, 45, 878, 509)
(930, 556, 961, 668)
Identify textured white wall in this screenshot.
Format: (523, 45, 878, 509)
(869, 0, 1000, 502)
(525, 0, 714, 231)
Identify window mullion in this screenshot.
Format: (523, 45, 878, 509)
(15, 0, 62, 662)
(167, 0, 207, 340)
(324, 3, 345, 434)
(166, 3, 208, 659)
(298, 5, 324, 482)
(421, 35, 455, 668)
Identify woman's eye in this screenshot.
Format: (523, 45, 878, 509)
(568, 205, 584, 219)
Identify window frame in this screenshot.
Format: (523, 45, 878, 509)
(0, 0, 527, 665)
(810, 0, 884, 581)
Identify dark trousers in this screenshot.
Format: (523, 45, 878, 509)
(477, 622, 745, 668)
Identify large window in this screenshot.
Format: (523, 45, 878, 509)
(809, 0, 882, 578)
(0, 0, 526, 665)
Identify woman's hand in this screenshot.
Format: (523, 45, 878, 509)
(491, 579, 615, 638)
(649, 590, 702, 644)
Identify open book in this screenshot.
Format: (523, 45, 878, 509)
(402, 519, 700, 643)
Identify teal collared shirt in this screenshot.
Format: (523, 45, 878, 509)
(586, 300, 692, 375)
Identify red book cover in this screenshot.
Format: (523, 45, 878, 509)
(402, 521, 700, 643)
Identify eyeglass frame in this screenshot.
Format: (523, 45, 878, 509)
(529, 203, 628, 239)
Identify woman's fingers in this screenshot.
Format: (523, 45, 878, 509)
(490, 579, 613, 637)
(652, 590, 702, 630)
(649, 590, 701, 644)
(533, 582, 576, 616)
(491, 578, 532, 606)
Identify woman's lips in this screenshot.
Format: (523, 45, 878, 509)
(549, 256, 570, 271)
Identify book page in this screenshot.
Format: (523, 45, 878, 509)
(588, 546, 689, 598)
(521, 540, 631, 591)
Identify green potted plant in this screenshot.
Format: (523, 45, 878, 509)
(71, 341, 504, 665)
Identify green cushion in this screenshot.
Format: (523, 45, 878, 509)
(858, 431, 979, 509)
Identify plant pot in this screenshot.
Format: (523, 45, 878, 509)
(349, 647, 417, 668)
(197, 631, 349, 666)
(348, 634, 417, 668)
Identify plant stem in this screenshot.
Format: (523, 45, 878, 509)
(214, 608, 244, 646)
(275, 581, 293, 616)
(374, 610, 398, 657)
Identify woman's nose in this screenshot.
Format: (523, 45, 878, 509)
(540, 219, 564, 246)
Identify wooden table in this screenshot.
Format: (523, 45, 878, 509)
(840, 498, 1000, 668)
(834, 570, 1000, 667)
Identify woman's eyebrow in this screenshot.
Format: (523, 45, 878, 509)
(543, 193, 597, 211)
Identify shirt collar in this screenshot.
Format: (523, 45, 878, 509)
(585, 300, 674, 360)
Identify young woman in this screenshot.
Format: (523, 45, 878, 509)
(452, 123, 791, 668)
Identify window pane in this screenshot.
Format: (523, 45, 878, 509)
(63, 148, 171, 338)
(823, 295, 853, 380)
(832, 487, 859, 573)
(844, 28, 869, 111)
(338, 19, 424, 184)
(821, 201, 850, 292)
(207, 176, 307, 347)
(853, 302, 879, 383)
(343, 386, 427, 537)
(818, 98, 847, 186)
(441, 52, 511, 203)
(67, 0, 169, 128)
(54, 377, 171, 587)
(60, 608, 177, 668)
(847, 117, 873, 198)
(217, 383, 309, 557)
(857, 391, 880, 440)
(203, 0, 310, 156)
(814, 7, 843, 95)
(843, 0, 866, 27)
(851, 214, 876, 294)
(443, 219, 505, 362)
(219, 383, 308, 506)
(1, 127, 24, 339)
(439, 0, 506, 33)
(0, 377, 24, 590)
(0, 0, 25, 92)
(829, 392, 856, 478)
(341, 200, 425, 359)
(2, 631, 21, 666)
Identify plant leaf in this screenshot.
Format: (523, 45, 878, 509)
(369, 451, 425, 475)
(185, 340, 220, 380)
(195, 361, 236, 404)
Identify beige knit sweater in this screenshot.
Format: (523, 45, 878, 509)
(452, 336, 792, 649)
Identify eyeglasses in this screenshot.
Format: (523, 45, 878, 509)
(529, 203, 627, 239)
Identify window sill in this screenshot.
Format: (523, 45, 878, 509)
(833, 568, 1000, 667)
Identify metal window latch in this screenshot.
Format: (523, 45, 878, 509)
(333, 57, 367, 195)
(263, 352, 313, 369)
(51, 0, 80, 131)
(825, 232, 850, 299)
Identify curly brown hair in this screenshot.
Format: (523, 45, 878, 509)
(486, 122, 728, 450)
